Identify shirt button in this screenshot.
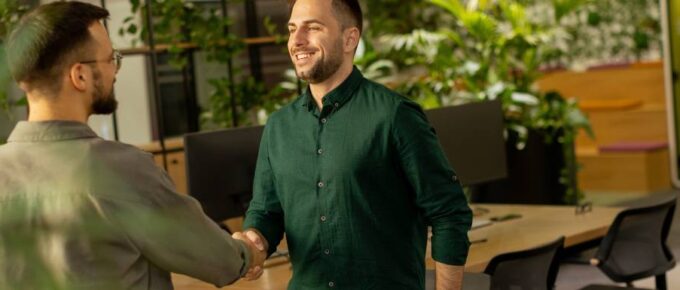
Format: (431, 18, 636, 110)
(452, 175, 458, 182)
(317, 148, 323, 155)
(328, 281, 335, 287)
(320, 215, 327, 222)
(320, 118, 327, 123)
(324, 249, 330, 255)
(318, 181, 325, 188)
(334, 102, 339, 107)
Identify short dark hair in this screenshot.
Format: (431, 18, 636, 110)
(288, 0, 363, 33)
(6, 1, 109, 92)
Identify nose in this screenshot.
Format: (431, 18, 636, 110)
(289, 29, 308, 49)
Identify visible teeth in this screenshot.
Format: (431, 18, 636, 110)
(296, 53, 311, 60)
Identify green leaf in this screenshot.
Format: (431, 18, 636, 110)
(500, 2, 529, 32)
(586, 11, 601, 26)
(14, 96, 27, 106)
(428, 0, 465, 19)
(126, 24, 137, 35)
(633, 30, 650, 50)
(553, 0, 590, 21)
(461, 12, 498, 41)
(131, 0, 140, 11)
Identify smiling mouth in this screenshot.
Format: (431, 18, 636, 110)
(294, 51, 315, 61)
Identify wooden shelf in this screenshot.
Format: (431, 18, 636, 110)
(135, 137, 184, 153)
(119, 36, 280, 56)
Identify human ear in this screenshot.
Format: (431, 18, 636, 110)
(68, 63, 89, 92)
(344, 27, 360, 53)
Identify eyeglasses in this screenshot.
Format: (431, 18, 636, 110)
(80, 49, 123, 72)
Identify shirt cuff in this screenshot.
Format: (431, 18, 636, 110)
(430, 217, 472, 265)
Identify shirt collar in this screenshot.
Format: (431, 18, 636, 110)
(301, 66, 365, 111)
(7, 121, 98, 143)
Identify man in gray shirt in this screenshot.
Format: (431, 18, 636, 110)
(0, 2, 264, 289)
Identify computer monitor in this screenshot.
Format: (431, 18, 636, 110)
(184, 101, 505, 222)
(184, 125, 264, 223)
(425, 100, 507, 186)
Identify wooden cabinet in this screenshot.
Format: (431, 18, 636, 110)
(152, 151, 187, 194)
(137, 138, 188, 194)
(538, 62, 672, 194)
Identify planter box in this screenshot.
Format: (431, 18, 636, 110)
(472, 130, 569, 204)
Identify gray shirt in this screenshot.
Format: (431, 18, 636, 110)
(0, 121, 250, 290)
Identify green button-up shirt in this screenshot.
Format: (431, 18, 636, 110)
(243, 67, 472, 290)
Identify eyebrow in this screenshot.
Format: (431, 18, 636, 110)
(288, 20, 327, 27)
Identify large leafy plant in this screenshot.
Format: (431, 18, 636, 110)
(369, 0, 595, 203)
(0, 0, 30, 143)
(0, 1, 30, 108)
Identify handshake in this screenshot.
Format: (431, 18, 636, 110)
(232, 230, 268, 280)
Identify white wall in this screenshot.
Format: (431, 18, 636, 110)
(97, 0, 154, 145)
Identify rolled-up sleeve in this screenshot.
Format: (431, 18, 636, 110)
(392, 100, 472, 265)
(242, 123, 285, 257)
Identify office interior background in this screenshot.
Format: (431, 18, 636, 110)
(1, 0, 680, 289)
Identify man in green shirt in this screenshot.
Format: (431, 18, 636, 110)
(239, 0, 472, 289)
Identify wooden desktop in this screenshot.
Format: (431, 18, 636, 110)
(171, 204, 623, 290)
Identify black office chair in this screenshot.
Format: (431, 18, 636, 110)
(576, 197, 676, 290)
(484, 236, 565, 290)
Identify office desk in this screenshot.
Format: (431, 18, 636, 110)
(172, 204, 623, 290)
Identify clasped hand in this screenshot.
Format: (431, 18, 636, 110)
(232, 230, 267, 280)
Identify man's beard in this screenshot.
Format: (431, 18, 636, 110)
(91, 68, 118, 115)
(295, 38, 344, 84)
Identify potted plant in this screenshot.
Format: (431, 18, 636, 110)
(367, 0, 595, 204)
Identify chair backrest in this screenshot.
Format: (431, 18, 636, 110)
(595, 197, 677, 282)
(484, 236, 564, 290)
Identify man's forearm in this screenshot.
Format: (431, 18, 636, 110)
(435, 262, 464, 290)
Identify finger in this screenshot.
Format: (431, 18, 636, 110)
(244, 266, 263, 281)
(232, 231, 244, 239)
(243, 269, 255, 280)
(245, 231, 265, 251)
(253, 267, 264, 279)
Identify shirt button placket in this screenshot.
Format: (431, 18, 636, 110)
(318, 110, 333, 286)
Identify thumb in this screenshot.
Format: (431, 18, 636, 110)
(231, 231, 244, 239)
(245, 230, 265, 251)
